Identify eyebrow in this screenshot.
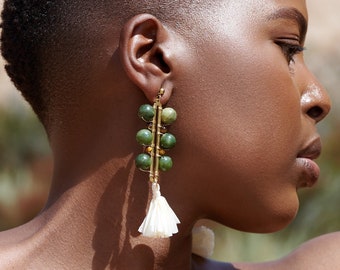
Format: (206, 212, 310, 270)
(267, 7, 308, 42)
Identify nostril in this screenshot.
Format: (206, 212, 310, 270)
(307, 106, 324, 121)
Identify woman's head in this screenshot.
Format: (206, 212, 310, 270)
(1, 0, 330, 233)
(167, 0, 331, 232)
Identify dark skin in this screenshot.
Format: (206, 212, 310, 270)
(0, 0, 331, 269)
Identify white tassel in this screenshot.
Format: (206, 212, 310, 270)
(138, 183, 180, 238)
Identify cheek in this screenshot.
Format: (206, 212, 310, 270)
(172, 38, 303, 231)
(183, 42, 302, 172)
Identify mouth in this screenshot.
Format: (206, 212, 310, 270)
(296, 137, 322, 188)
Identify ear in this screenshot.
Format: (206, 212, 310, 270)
(119, 14, 174, 103)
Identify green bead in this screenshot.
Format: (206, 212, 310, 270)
(161, 107, 177, 125)
(138, 104, 155, 122)
(136, 129, 153, 146)
(160, 133, 176, 149)
(159, 156, 173, 171)
(135, 154, 151, 170)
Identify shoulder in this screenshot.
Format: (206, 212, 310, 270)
(239, 232, 340, 270)
(0, 226, 37, 269)
(228, 232, 340, 270)
(279, 232, 340, 269)
(0, 242, 24, 269)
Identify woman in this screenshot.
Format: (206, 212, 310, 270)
(0, 0, 331, 269)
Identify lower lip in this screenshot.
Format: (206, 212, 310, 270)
(296, 158, 320, 188)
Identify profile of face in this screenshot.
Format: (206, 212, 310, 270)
(166, 0, 330, 233)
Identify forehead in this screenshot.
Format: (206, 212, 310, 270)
(201, 0, 308, 24)
(192, 0, 308, 38)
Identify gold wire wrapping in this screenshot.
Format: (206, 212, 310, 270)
(149, 88, 164, 184)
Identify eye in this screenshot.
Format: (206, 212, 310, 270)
(275, 39, 305, 64)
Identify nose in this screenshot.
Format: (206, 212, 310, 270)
(301, 74, 331, 124)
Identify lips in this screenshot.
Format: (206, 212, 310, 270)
(296, 137, 322, 188)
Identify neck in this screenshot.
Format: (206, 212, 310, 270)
(16, 76, 197, 268)
(21, 151, 194, 269)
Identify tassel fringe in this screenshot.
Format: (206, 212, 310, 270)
(138, 183, 180, 238)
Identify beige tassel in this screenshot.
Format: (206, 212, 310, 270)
(138, 183, 180, 238)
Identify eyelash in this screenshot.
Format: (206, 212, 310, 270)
(275, 40, 305, 64)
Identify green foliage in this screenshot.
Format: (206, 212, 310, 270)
(0, 107, 49, 170)
(0, 106, 50, 230)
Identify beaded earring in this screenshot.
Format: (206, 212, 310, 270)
(135, 88, 180, 238)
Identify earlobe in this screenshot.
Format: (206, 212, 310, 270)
(119, 14, 173, 103)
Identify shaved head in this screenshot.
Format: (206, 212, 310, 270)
(1, 0, 209, 123)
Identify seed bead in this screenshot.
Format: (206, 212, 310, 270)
(146, 146, 153, 154)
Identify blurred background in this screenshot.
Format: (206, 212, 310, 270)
(0, 0, 339, 263)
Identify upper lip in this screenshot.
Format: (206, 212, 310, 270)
(297, 137, 322, 160)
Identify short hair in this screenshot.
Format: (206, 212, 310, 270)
(1, 1, 207, 124)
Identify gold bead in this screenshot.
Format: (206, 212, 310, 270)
(160, 126, 168, 133)
(159, 88, 165, 96)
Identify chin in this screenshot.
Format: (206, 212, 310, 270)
(222, 194, 300, 234)
(256, 208, 298, 233)
(248, 197, 300, 233)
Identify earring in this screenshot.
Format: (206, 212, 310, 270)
(135, 87, 180, 238)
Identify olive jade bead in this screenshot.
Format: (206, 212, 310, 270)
(160, 133, 176, 149)
(159, 156, 173, 171)
(136, 129, 153, 146)
(135, 153, 151, 170)
(161, 107, 177, 125)
(138, 104, 155, 122)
